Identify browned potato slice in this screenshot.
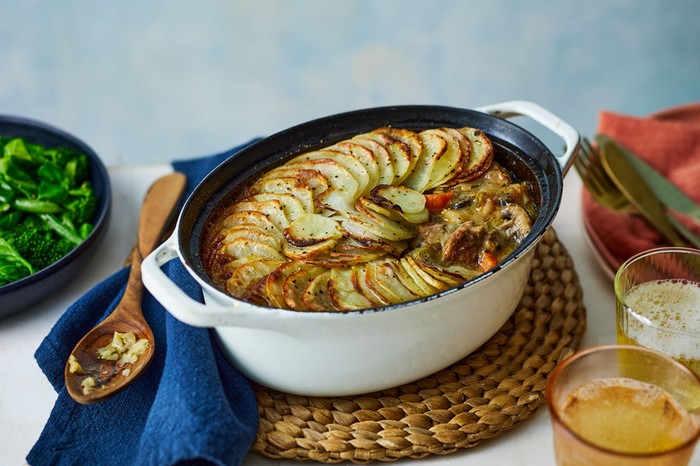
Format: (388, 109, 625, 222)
(351, 265, 390, 306)
(443, 127, 473, 181)
(221, 237, 284, 261)
(328, 268, 373, 311)
(403, 130, 447, 192)
(403, 256, 449, 290)
(374, 127, 422, 180)
(358, 196, 428, 225)
(351, 136, 395, 186)
(360, 131, 412, 185)
(453, 127, 494, 183)
(342, 210, 414, 241)
(286, 158, 359, 198)
(229, 200, 290, 231)
(423, 129, 464, 190)
(216, 211, 284, 238)
(288, 150, 370, 197)
(220, 225, 281, 250)
(284, 213, 342, 247)
(386, 260, 432, 297)
(366, 260, 419, 304)
(249, 177, 315, 213)
(282, 237, 338, 260)
(226, 259, 284, 296)
(302, 271, 335, 311)
(262, 167, 329, 197)
(261, 261, 308, 308)
(340, 217, 409, 256)
(283, 265, 324, 310)
(244, 193, 305, 222)
(398, 258, 441, 296)
(411, 255, 464, 287)
(330, 141, 380, 192)
(370, 185, 426, 214)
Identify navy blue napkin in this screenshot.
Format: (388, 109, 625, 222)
(28, 140, 262, 466)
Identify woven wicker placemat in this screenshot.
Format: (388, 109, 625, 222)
(250, 228, 586, 463)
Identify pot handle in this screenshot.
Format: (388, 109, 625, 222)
(141, 232, 231, 328)
(476, 100, 580, 174)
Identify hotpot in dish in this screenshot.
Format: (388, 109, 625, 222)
(142, 101, 580, 396)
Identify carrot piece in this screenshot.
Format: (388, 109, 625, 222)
(424, 192, 454, 212)
(479, 251, 499, 272)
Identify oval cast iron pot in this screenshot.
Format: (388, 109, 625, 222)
(142, 100, 580, 396)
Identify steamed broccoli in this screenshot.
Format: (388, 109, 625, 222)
(0, 137, 98, 286)
(4, 228, 76, 272)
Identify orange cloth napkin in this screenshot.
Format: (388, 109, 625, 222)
(582, 102, 700, 272)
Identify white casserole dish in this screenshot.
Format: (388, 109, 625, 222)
(142, 100, 579, 396)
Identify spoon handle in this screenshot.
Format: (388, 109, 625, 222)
(136, 173, 188, 261)
(120, 172, 187, 307)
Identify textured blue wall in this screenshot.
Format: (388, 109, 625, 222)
(1, 0, 698, 165)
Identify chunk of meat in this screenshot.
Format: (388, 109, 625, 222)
(499, 204, 532, 241)
(442, 222, 486, 266)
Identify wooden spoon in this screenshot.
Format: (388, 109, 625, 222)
(64, 172, 187, 404)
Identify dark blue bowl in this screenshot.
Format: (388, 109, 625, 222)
(0, 116, 111, 318)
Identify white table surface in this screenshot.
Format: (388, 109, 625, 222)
(1, 164, 697, 466)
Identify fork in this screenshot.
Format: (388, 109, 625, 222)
(574, 137, 700, 248)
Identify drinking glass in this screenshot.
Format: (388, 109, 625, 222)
(546, 345, 700, 466)
(614, 247, 700, 375)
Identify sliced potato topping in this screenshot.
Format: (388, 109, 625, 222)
(202, 125, 537, 312)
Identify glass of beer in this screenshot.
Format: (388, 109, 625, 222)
(546, 345, 700, 466)
(615, 247, 700, 375)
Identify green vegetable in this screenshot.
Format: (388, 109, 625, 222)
(0, 136, 98, 286)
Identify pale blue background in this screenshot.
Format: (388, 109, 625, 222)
(1, 0, 698, 166)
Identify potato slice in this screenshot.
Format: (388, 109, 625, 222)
(220, 225, 281, 251)
(403, 256, 449, 290)
(330, 141, 380, 193)
(340, 218, 409, 256)
(244, 193, 305, 223)
(342, 210, 414, 242)
(284, 213, 342, 247)
(386, 260, 430, 298)
(351, 136, 395, 186)
(288, 150, 370, 198)
(398, 258, 441, 296)
(302, 271, 335, 311)
(226, 259, 284, 296)
(216, 211, 284, 238)
(370, 185, 426, 214)
(229, 200, 290, 231)
(283, 265, 324, 310)
(411, 255, 464, 287)
(358, 196, 429, 225)
(282, 237, 338, 260)
(261, 261, 308, 308)
(249, 177, 315, 213)
(360, 131, 412, 185)
(221, 237, 284, 261)
(423, 129, 464, 191)
(328, 267, 373, 311)
(315, 187, 355, 213)
(286, 158, 359, 198)
(403, 130, 447, 192)
(351, 265, 390, 306)
(453, 127, 494, 183)
(366, 260, 418, 304)
(262, 167, 330, 197)
(374, 127, 422, 180)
